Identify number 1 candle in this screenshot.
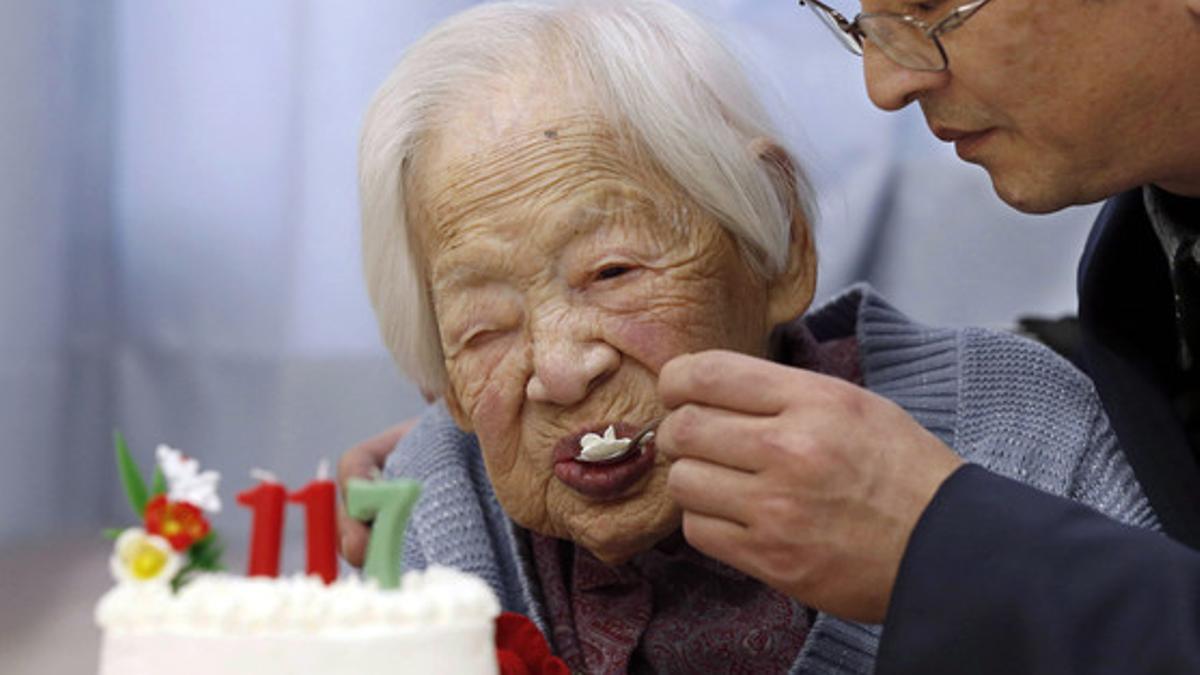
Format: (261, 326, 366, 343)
(344, 477, 422, 589)
(288, 460, 338, 584)
(236, 469, 287, 577)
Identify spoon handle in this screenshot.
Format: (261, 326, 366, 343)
(630, 417, 663, 449)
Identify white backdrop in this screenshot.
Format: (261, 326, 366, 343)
(0, 0, 1098, 548)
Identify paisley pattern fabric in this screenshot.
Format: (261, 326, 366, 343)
(532, 531, 813, 674)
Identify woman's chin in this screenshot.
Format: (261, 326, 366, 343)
(583, 539, 654, 566)
(576, 510, 682, 566)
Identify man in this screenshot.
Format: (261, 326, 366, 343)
(657, 0, 1200, 671)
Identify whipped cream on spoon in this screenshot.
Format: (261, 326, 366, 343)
(576, 420, 660, 464)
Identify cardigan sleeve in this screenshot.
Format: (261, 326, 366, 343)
(1063, 391, 1160, 530)
(875, 464, 1200, 675)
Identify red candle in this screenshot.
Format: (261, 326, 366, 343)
(236, 470, 287, 577)
(288, 461, 338, 584)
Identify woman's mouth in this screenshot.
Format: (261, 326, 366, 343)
(552, 422, 657, 500)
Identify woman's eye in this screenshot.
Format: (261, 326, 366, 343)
(594, 264, 635, 282)
(463, 329, 500, 349)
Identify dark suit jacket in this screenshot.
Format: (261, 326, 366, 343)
(875, 190, 1200, 675)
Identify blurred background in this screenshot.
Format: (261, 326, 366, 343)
(0, 0, 1098, 672)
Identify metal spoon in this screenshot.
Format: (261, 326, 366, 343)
(628, 417, 662, 450)
(575, 417, 663, 464)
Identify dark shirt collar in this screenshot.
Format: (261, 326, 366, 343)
(1145, 185, 1200, 254)
(1143, 185, 1200, 371)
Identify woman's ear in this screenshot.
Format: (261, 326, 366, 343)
(749, 138, 818, 327)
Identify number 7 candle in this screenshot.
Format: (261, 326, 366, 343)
(344, 477, 422, 589)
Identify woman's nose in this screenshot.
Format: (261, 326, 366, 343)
(862, 44, 947, 111)
(526, 336, 620, 406)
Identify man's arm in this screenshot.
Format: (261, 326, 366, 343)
(877, 465, 1200, 675)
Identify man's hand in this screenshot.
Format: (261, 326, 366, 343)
(656, 350, 963, 623)
(336, 420, 418, 567)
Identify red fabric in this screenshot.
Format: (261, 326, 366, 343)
(496, 612, 570, 675)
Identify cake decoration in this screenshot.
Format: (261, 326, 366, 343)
(235, 469, 289, 578)
(157, 444, 221, 512)
(286, 461, 340, 583)
(105, 431, 224, 591)
(94, 434, 569, 675)
(344, 475, 422, 589)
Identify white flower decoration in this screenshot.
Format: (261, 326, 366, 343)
(156, 444, 222, 513)
(110, 528, 183, 585)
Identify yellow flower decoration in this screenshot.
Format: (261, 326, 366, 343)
(110, 528, 182, 585)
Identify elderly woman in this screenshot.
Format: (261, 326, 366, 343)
(355, 1, 1158, 672)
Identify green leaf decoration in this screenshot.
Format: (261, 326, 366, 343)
(172, 567, 200, 593)
(102, 528, 125, 540)
(114, 430, 149, 518)
(150, 466, 167, 498)
(171, 532, 226, 593)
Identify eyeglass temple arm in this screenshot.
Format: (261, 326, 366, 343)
(935, 0, 993, 33)
(798, 0, 858, 33)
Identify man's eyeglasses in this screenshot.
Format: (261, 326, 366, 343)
(799, 0, 995, 72)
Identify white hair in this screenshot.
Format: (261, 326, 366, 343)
(359, 0, 817, 395)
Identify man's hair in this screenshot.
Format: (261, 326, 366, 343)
(359, 0, 815, 395)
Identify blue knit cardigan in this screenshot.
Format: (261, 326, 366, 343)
(383, 284, 1159, 674)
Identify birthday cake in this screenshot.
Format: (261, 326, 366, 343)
(94, 437, 502, 675)
(95, 567, 500, 675)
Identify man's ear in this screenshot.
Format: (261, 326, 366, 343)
(749, 138, 818, 327)
(442, 381, 474, 433)
(1188, 0, 1200, 17)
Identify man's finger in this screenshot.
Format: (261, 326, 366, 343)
(679, 509, 754, 576)
(658, 350, 824, 414)
(657, 404, 772, 471)
(666, 456, 758, 525)
(338, 505, 371, 567)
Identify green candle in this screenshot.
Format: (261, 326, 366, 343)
(344, 477, 422, 589)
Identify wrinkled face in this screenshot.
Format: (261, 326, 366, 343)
(861, 0, 1199, 212)
(409, 79, 784, 564)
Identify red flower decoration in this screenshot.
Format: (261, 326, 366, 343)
(144, 494, 210, 551)
(495, 612, 570, 675)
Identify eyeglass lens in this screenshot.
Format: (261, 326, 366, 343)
(858, 15, 946, 71)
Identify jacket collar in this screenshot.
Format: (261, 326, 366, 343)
(1078, 190, 1200, 547)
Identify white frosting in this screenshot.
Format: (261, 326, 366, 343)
(96, 566, 498, 635)
(96, 567, 499, 675)
(577, 425, 634, 463)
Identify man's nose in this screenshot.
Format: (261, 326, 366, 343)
(526, 334, 620, 406)
(862, 44, 947, 111)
